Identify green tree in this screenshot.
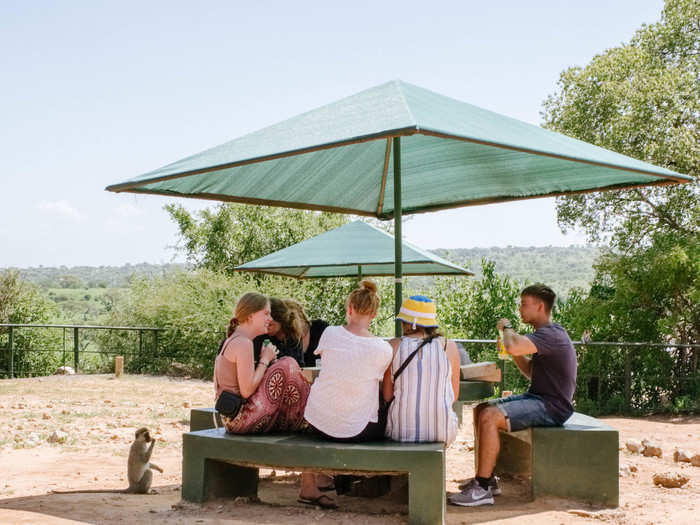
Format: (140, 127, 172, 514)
(165, 203, 347, 275)
(543, 0, 699, 253)
(0, 270, 61, 377)
(542, 0, 700, 346)
(435, 260, 523, 340)
(435, 259, 523, 354)
(542, 0, 700, 411)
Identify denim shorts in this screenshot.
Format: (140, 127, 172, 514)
(488, 393, 558, 431)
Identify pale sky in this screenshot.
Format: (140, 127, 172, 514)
(0, 1, 666, 267)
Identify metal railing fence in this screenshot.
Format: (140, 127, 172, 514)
(0, 324, 163, 378)
(1, 324, 698, 414)
(458, 339, 700, 415)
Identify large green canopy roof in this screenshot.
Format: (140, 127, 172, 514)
(106, 80, 690, 218)
(235, 220, 472, 279)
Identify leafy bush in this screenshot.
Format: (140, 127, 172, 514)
(0, 270, 62, 377)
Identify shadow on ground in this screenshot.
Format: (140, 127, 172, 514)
(0, 476, 604, 525)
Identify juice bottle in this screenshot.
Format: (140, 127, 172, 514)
(497, 328, 511, 360)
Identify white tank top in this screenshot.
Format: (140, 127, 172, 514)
(386, 336, 457, 446)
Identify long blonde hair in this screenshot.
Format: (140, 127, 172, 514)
(347, 279, 380, 316)
(227, 292, 268, 337)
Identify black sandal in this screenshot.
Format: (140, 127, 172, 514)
(297, 494, 338, 509)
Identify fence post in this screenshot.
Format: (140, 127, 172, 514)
(624, 347, 631, 414)
(73, 327, 79, 373)
(8, 326, 14, 379)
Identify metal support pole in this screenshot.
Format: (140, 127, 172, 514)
(73, 327, 79, 373)
(8, 326, 14, 379)
(393, 137, 403, 337)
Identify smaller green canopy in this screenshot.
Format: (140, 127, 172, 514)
(235, 220, 472, 279)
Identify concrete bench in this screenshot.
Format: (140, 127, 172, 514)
(181, 428, 446, 525)
(492, 412, 619, 506)
(454, 380, 494, 426)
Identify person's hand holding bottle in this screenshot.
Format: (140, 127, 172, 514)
(260, 340, 279, 366)
(496, 318, 512, 360)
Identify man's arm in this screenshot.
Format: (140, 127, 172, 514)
(497, 318, 537, 379)
(510, 353, 533, 380)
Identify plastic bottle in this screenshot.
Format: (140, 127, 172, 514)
(497, 328, 511, 360)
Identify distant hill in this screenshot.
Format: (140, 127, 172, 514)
(6, 246, 598, 298)
(434, 245, 599, 296)
(5, 262, 188, 289)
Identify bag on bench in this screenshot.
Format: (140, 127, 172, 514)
(215, 390, 245, 418)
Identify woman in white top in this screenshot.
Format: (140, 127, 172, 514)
(383, 295, 460, 446)
(299, 280, 392, 507)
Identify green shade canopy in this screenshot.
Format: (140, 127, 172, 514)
(235, 220, 473, 279)
(106, 80, 691, 218)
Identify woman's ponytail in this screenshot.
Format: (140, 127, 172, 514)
(227, 317, 239, 337)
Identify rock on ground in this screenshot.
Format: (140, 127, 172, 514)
(642, 439, 663, 458)
(673, 449, 692, 463)
(626, 439, 642, 454)
(652, 472, 689, 489)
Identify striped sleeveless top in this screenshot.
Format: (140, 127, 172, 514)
(385, 336, 458, 446)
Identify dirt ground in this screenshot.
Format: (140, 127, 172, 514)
(1, 374, 698, 525)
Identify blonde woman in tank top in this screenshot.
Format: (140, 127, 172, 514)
(382, 295, 460, 446)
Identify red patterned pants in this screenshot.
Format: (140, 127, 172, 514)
(223, 357, 310, 434)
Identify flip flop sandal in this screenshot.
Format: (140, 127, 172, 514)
(297, 495, 338, 509)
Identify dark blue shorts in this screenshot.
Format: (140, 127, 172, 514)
(488, 393, 558, 431)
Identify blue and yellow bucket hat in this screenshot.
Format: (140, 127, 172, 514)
(396, 295, 438, 328)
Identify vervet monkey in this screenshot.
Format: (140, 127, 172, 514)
(52, 427, 163, 494)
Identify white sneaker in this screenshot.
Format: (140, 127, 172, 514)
(458, 476, 501, 496)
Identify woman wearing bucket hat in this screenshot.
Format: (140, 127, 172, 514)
(382, 295, 460, 446)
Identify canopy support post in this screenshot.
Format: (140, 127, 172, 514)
(393, 137, 403, 337)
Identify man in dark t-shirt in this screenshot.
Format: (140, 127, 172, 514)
(449, 284, 577, 507)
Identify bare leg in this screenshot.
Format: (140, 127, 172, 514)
(472, 402, 489, 473)
(476, 406, 508, 478)
(299, 473, 328, 501)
